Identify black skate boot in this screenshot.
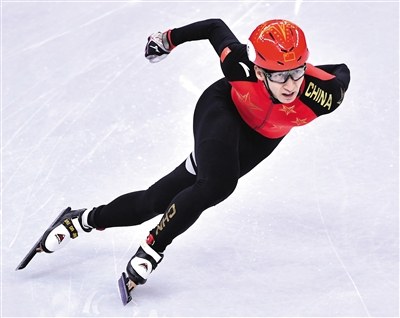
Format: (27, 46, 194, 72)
(126, 234, 164, 285)
(39, 207, 95, 253)
(118, 234, 163, 305)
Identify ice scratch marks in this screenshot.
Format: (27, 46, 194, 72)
(2, 67, 65, 113)
(230, 1, 263, 29)
(1, 97, 84, 192)
(82, 290, 117, 315)
(82, 291, 101, 315)
(2, 90, 59, 150)
(316, 206, 371, 317)
(3, 47, 117, 127)
(7, 193, 55, 248)
(24, 194, 55, 223)
(294, 0, 303, 16)
(112, 231, 141, 280)
(77, 123, 122, 166)
(3, 51, 135, 193)
(78, 5, 127, 29)
(3, 4, 129, 59)
(72, 57, 137, 165)
(5, 188, 29, 249)
(17, 29, 72, 56)
(311, 141, 371, 317)
(112, 237, 133, 274)
(3, 29, 71, 59)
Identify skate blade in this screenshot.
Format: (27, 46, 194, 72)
(118, 272, 136, 306)
(16, 207, 72, 270)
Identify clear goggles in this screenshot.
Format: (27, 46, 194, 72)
(264, 64, 307, 83)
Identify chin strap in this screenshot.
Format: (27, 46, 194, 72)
(262, 80, 280, 104)
(262, 79, 302, 104)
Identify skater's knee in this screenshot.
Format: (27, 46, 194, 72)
(195, 140, 239, 202)
(196, 166, 238, 205)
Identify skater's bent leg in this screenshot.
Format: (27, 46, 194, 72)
(89, 161, 197, 228)
(150, 139, 240, 252)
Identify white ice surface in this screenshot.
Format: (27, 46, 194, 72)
(1, 1, 399, 317)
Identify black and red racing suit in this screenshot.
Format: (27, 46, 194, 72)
(89, 19, 351, 253)
(169, 19, 350, 139)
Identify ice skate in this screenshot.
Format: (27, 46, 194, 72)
(16, 207, 94, 270)
(118, 234, 163, 305)
(39, 207, 93, 253)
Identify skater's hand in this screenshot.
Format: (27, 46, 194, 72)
(145, 31, 172, 63)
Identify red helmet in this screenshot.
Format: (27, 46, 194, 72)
(247, 19, 309, 71)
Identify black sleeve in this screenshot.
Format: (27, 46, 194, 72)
(315, 64, 351, 93)
(300, 63, 350, 116)
(219, 43, 258, 82)
(169, 19, 240, 56)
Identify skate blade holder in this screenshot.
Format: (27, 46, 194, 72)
(118, 272, 137, 306)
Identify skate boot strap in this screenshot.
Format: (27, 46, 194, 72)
(62, 218, 79, 239)
(140, 240, 162, 264)
(126, 240, 164, 285)
(40, 217, 80, 253)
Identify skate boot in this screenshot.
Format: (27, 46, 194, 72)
(39, 207, 94, 253)
(118, 234, 164, 305)
(126, 234, 164, 286)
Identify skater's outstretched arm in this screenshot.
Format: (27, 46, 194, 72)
(145, 19, 239, 63)
(167, 18, 239, 55)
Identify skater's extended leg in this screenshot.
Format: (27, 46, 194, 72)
(88, 160, 197, 228)
(39, 161, 196, 254)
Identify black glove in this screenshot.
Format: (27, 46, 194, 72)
(145, 31, 172, 63)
